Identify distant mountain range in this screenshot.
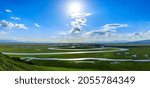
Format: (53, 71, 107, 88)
(0, 39, 17, 42)
(0, 39, 23, 44)
(125, 40, 150, 44)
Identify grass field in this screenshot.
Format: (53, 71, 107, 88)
(0, 43, 150, 71)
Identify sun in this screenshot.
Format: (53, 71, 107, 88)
(69, 2, 82, 13)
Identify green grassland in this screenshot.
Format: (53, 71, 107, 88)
(0, 52, 93, 71)
(0, 43, 150, 71)
(0, 44, 117, 53)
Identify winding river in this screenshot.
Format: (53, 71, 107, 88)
(2, 48, 128, 56)
(2, 47, 150, 62)
(22, 57, 150, 62)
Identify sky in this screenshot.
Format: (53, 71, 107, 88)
(0, 0, 150, 43)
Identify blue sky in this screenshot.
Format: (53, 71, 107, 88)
(0, 0, 150, 43)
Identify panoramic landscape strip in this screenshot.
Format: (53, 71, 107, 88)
(1, 0, 150, 71)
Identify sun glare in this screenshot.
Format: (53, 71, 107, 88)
(69, 2, 82, 13)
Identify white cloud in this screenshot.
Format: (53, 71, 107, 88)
(15, 23, 28, 29)
(103, 24, 128, 30)
(71, 13, 91, 19)
(5, 9, 12, 13)
(1, 28, 150, 43)
(51, 23, 150, 43)
(86, 23, 128, 37)
(11, 17, 21, 20)
(69, 12, 91, 33)
(101, 23, 128, 33)
(34, 23, 40, 28)
(0, 20, 14, 28)
(83, 29, 150, 43)
(51, 23, 130, 43)
(0, 20, 28, 29)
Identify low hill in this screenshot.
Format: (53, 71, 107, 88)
(0, 52, 45, 71)
(0, 52, 81, 71)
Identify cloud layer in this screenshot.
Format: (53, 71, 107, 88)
(0, 20, 28, 29)
(69, 12, 91, 33)
(11, 17, 21, 20)
(5, 9, 12, 13)
(34, 23, 40, 28)
(85, 23, 128, 37)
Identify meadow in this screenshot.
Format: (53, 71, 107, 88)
(0, 43, 150, 71)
